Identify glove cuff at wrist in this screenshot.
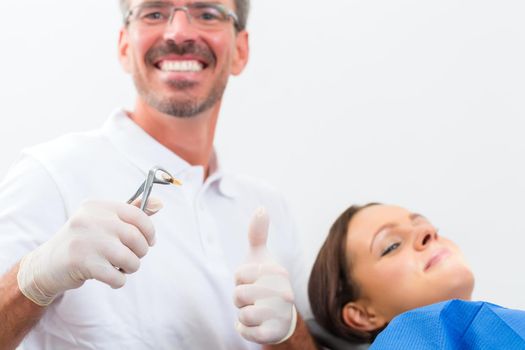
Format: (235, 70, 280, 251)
(274, 305, 298, 344)
(17, 252, 56, 307)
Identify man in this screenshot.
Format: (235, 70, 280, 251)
(0, 0, 317, 349)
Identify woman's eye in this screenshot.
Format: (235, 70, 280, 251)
(381, 242, 400, 257)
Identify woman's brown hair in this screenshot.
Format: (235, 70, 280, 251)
(308, 203, 383, 343)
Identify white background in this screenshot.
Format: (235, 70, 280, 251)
(1, 0, 525, 310)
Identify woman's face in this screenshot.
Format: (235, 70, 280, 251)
(345, 204, 474, 324)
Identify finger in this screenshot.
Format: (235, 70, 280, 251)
(102, 243, 141, 274)
(130, 196, 163, 216)
(248, 207, 269, 250)
(234, 284, 282, 308)
(117, 202, 156, 247)
(236, 323, 272, 344)
(238, 304, 276, 327)
(118, 222, 149, 258)
(256, 276, 295, 304)
(88, 262, 127, 289)
(235, 263, 290, 285)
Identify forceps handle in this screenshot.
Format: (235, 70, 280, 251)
(127, 167, 177, 212)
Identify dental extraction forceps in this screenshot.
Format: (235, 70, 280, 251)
(127, 166, 182, 211)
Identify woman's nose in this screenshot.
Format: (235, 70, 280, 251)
(414, 227, 438, 250)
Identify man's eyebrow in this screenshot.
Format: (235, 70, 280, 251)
(137, 0, 168, 7)
(368, 213, 425, 252)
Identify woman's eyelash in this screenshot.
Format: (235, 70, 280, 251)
(381, 242, 400, 257)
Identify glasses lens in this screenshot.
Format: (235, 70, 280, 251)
(128, 2, 236, 30)
(135, 3, 172, 25)
(188, 4, 229, 27)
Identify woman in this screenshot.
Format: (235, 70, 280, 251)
(308, 203, 476, 344)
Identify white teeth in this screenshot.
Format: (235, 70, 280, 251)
(160, 60, 203, 72)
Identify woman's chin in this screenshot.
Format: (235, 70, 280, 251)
(433, 266, 475, 303)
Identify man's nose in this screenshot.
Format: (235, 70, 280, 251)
(163, 9, 196, 44)
(414, 226, 437, 251)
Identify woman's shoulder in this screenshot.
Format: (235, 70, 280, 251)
(370, 300, 525, 350)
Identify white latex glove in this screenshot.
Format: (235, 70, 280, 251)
(234, 207, 297, 344)
(17, 198, 162, 306)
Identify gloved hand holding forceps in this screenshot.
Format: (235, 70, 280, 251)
(17, 167, 180, 307)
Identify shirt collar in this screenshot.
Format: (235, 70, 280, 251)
(102, 109, 238, 198)
(207, 151, 238, 198)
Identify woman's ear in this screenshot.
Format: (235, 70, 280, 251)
(342, 301, 388, 333)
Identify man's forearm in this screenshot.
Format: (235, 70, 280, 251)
(265, 314, 319, 350)
(0, 262, 45, 350)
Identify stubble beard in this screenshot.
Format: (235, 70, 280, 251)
(132, 40, 230, 118)
(134, 71, 228, 118)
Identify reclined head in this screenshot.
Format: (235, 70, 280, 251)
(308, 203, 475, 343)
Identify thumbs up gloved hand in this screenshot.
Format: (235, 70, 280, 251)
(234, 207, 298, 344)
(17, 198, 162, 307)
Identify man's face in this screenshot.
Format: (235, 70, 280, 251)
(346, 205, 475, 322)
(118, 0, 249, 117)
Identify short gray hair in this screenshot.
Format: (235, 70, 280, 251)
(119, 0, 250, 31)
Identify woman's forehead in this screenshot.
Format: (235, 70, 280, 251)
(346, 205, 414, 247)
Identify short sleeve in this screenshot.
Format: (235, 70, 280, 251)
(0, 154, 67, 275)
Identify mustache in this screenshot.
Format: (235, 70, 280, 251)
(145, 41, 216, 66)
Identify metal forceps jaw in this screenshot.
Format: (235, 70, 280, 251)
(127, 166, 182, 211)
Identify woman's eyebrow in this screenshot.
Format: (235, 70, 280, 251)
(410, 213, 425, 221)
(369, 223, 397, 252)
(369, 213, 426, 252)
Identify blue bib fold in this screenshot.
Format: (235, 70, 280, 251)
(370, 300, 525, 349)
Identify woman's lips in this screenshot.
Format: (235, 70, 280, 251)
(425, 248, 451, 271)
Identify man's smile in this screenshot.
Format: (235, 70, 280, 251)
(158, 60, 204, 73)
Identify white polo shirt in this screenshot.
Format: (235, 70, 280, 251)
(0, 110, 309, 350)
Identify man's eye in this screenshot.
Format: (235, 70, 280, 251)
(201, 12, 219, 20)
(195, 9, 222, 21)
(381, 242, 400, 257)
(141, 11, 167, 21)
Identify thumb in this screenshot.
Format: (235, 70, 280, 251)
(248, 207, 270, 250)
(130, 196, 163, 216)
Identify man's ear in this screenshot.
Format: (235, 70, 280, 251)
(231, 31, 249, 75)
(118, 28, 132, 74)
(342, 301, 388, 333)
